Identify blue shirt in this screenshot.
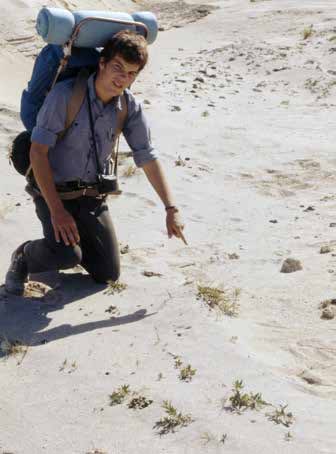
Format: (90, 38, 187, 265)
(31, 74, 157, 184)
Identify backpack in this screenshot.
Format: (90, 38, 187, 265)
(10, 44, 127, 178)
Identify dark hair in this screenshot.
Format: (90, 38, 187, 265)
(100, 30, 148, 71)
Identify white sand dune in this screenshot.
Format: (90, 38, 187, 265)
(1, 0, 336, 453)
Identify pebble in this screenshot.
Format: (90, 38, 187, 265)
(280, 258, 303, 273)
(194, 76, 205, 83)
(321, 307, 335, 320)
(320, 245, 331, 254)
(300, 370, 323, 385)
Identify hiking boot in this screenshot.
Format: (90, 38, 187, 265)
(5, 241, 30, 295)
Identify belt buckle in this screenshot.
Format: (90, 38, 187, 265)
(76, 178, 85, 189)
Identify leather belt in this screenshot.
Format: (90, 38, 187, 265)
(58, 187, 103, 200)
(25, 183, 105, 200)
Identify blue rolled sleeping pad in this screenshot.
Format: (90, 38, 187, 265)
(21, 8, 158, 131)
(20, 44, 100, 132)
(36, 8, 158, 46)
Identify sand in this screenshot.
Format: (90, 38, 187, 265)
(0, 0, 336, 453)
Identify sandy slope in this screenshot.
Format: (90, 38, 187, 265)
(1, 0, 336, 453)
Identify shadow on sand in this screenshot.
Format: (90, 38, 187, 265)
(0, 272, 154, 355)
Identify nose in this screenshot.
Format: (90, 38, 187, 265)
(115, 71, 128, 85)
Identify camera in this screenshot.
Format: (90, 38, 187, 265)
(97, 174, 121, 195)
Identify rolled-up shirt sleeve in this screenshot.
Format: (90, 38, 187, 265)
(31, 83, 69, 147)
(123, 93, 158, 167)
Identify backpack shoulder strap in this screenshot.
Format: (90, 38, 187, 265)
(58, 68, 90, 141)
(115, 93, 128, 135)
(25, 68, 90, 180)
(112, 93, 128, 177)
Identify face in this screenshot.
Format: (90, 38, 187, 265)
(96, 54, 141, 100)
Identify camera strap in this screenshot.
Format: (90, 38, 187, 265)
(87, 90, 103, 176)
(86, 90, 127, 179)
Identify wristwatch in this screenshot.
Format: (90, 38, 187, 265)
(165, 205, 179, 213)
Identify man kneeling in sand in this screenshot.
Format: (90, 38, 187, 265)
(5, 30, 185, 295)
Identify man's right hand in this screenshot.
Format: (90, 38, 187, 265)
(30, 142, 80, 247)
(51, 207, 80, 246)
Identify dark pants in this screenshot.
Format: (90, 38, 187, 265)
(24, 195, 120, 283)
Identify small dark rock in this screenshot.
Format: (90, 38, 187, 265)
(280, 258, 303, 273)
(320, 245, 332, 254)
(321, 307, 335, 320)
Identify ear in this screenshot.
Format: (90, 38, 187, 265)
(98, 57, 106, 72)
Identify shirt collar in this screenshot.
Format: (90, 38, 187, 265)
(87, 73, 122, 111)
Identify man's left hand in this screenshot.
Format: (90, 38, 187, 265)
(166, 209, 187, 245)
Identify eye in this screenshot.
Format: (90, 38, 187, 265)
(111, 63, 122, 72)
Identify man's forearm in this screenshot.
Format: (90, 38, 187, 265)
(142, 159, 175, 208)
(30, 143, 64, 214)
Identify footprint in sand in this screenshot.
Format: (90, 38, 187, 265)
(0, 201, 15, 220)
(24, 281, 63, 305)
(288, 339, 336, 392)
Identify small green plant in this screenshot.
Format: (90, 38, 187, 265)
(104, 280, 127, 295)
(197, 285, 240, 317)
(0, 336, 25, 356)
(120, 244, 130, 254)
(267, 405, 294, 427)
(59, 359, 78, 373)
(128, 395, 153, 409)
(220, 433, 228, 444)
(200, 432, 212, 445)
(109, 385, 130, 406)
(179, 365, 197, 382)
(303, 25, 313, 40)
(123, 165, 138, 177)
(153, 401, 193, 435)
(173, 356, 197, 382)
(227, 380, 268, 413)
(284, 431, 293, 441)
(105, 305, 120, 315)
(86, 450, 107, 454)
(175, 155, 186, 167)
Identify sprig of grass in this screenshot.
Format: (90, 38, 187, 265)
(153, 401, 193, 435)
(0, 336, 26, 356)
(179, 365, 197, 382)
(86, 450, 107, 454)
(123, 165, 138, 177)
(197, 285, 240, 316)
(173, 356, 197, 382)
(109, 385, 130, 406)
(267, 405, 294, 427)
(104, 280, 127, 295)
(128, 395, 153, 409)
(303, 25, 314, 40)
(284, 431, 293, 441)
